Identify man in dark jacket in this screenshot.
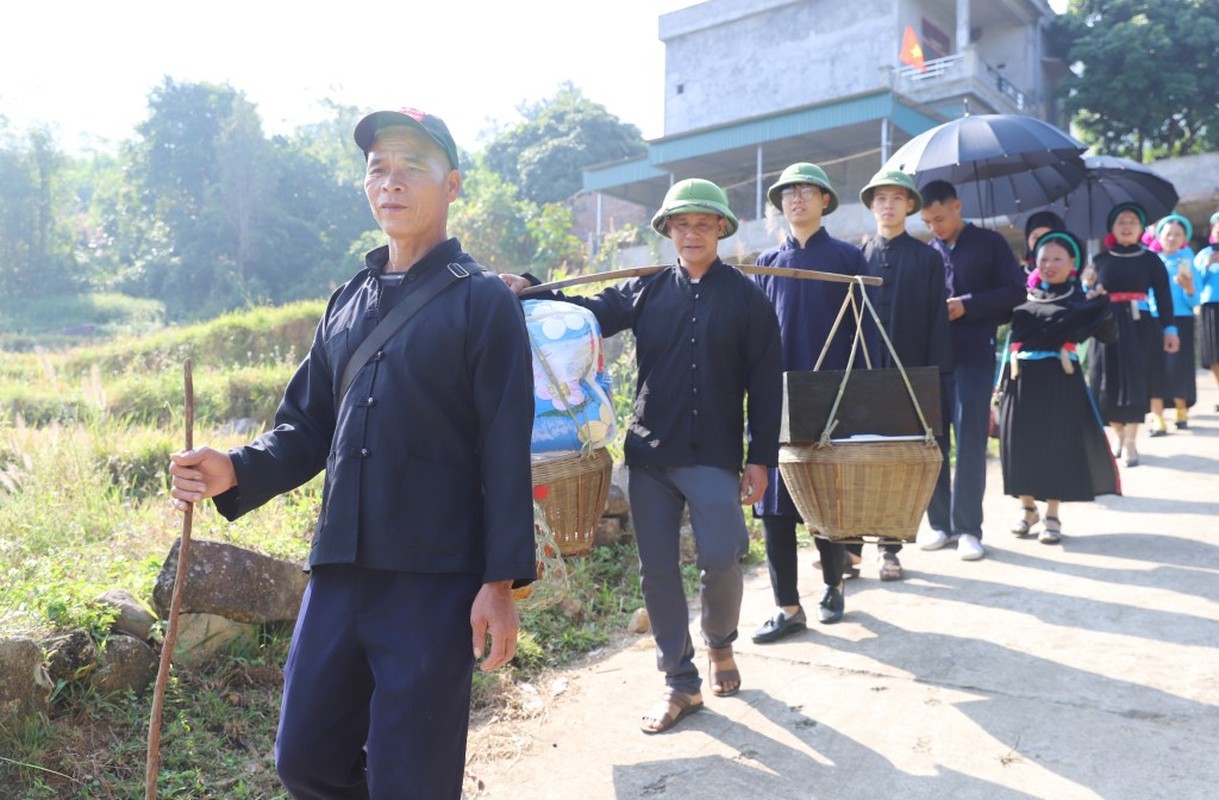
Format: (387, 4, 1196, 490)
(918, 179, 1026, 561)
(849, 169, 952, 580)
(169, 108, 536, 799)
(502, 178, 782, 734)
(749, 162, 867, 645)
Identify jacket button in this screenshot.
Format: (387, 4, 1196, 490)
(692, 409, 699, 417)
(360, 448, 370, 458)
(366, 397, 376, 407)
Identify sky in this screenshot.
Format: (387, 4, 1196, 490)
(0, 0, 699, 154)
(2, 1, 1068, 155)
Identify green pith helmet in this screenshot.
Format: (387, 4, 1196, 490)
(859, 169, 922, 212)
(650, 178, 740, 238)
(767, 162, 839, 214)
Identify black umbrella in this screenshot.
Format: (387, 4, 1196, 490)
(883, 113, 1087, 219)
(1021, 155, 1179, 240)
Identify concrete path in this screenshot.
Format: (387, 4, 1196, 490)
(466, 372, 1219, 800)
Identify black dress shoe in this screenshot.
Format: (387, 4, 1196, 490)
(1175, 420, 1189, 430)
(1148, 428, 1167, 438)
(752, 607, 807, 644)
(817, 585, 844, 624)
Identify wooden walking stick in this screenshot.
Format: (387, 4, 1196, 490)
(145, 358, 194, 799)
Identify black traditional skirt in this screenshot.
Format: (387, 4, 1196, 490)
(1001, 358, 1120, 502)
(1088, 301, 1157, 423)
(1200, 303, 1219, 368)
(1158, 315, 1196, 406)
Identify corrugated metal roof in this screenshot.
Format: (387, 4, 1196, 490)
(583, 157, 670, 193)
(584, 91, 940, 188)
(649, 92, 898, 164)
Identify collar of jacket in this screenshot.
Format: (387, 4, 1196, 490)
(363, 237, 463, 276)
(783, 227, 829, 250)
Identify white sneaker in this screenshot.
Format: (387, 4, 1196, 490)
(957, 533, 985, 561)
(918, 529, 951, 551)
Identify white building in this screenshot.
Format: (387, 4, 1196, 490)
(585, 0, 1064, 258)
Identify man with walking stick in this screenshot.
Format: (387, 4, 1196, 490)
(169, 107, 536, 799)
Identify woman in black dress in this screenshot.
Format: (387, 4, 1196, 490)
(1084, 203, 1179, 467)
(1002, 231, 1119, 543)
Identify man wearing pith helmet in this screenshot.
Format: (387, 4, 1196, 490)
(750, 162, 869, 646)
(501, 178, 782, 733)
(848, 169, 952, 581)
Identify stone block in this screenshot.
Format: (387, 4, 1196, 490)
(154, 538, 309, 623)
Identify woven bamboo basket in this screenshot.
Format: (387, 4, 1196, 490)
(530, 447, 613, 556)
(779, 439, 942, 542)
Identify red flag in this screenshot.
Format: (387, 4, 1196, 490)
(900, 25, 926, 72)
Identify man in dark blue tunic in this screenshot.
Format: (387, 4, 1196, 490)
(750, 162, 869, 644)
(169, 108, 536, 799)
(918, 180, 1026, 561)
(850, 169, 952, 580)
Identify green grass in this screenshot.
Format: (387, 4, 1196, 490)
(0, 292, 166, 350)
(0, 298, 775, 798)
(0, 301, 322, 428)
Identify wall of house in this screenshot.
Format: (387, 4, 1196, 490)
(660, 0, 1054, 137)
(660, 0, 896, 135)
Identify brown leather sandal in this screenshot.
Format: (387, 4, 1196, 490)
(708, 645, 741, 697)
(640, 687, 703, 734)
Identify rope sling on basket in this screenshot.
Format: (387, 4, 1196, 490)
(528, 333, 613, 557)
(778, 277, 943, 543)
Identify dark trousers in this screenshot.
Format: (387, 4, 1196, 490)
(275, 565, 481, 800)
(762, 515, 843, 608)
(629, 465, 748, 696)
(928, 358, 993, 538)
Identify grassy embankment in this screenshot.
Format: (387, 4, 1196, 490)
(0, 300, 749, 798)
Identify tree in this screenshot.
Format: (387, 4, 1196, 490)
(449, 162, 540, 273)
(484, 84, 646, 205)
(125, 80, 374, 319)
(0, 123, 77, 301)
(448, 158, 584, 281)
(1054, 0, 1219, 161)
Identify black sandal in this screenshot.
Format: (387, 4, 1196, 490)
(1010, 506, 1039, 537)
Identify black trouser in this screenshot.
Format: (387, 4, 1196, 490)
(275, 565, 481, 800)
(762, 515, 842, 608)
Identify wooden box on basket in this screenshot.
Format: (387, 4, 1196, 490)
(778, 366, 943, 543)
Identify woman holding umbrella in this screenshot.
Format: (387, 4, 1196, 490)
(1193, 212, 1219, 412)
(1147, 214, 1198, 434)
(1002, 231, 1118, 543)
(1085, 203, 1179, 466)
